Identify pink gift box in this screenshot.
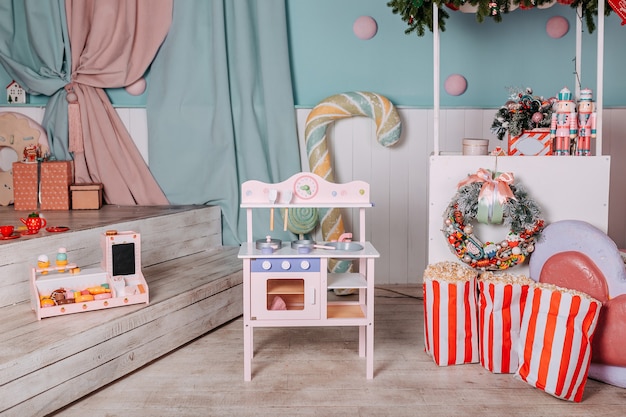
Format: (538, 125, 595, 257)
(12, 162, 39, 211)
(40, 161, 73, 210)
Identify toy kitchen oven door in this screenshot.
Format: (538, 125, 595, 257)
(250, 256, 327, 320)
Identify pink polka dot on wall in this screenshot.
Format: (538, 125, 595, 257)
(353, 16, 378, 40)
(546, 16, 569, 39)
(444, 74, 467, 96)
(125, 78, 146, 96)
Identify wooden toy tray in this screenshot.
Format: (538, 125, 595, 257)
(30, 265, 149, 320)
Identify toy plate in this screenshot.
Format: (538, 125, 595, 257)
(0, 234, 20, 240)
(46, 226, 70, 233)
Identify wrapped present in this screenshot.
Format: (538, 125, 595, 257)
(40, 161, 73, 210)
(70, 183, 103, 209)
(423, 261, 479, 366)
(478, 272, 534, 374)
(508, 128, 552, 156)
(12, 162, 39, 211)
(516, 282, 602, 402)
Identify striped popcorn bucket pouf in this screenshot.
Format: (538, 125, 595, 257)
(478, 272, 534, 374)
(423, 261, 479, 366)
(516, 282, 602, 402)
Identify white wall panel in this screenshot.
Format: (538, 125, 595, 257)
(4, 106, 625, 284)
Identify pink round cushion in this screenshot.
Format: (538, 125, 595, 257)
(539, 251, 609, 303)
(529, 220, 626, 298)
(592, 294, 626, 367)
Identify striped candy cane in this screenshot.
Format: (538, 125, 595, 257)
(304, 92, 401, 272)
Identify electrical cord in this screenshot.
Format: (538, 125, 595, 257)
(374, 286, 422, 300)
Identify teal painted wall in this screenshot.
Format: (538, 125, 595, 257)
(2, 2, 624, 108)
(286, 1, 626, 108)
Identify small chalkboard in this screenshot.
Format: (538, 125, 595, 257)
(111, 242, 136, 276)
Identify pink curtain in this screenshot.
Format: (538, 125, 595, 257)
(65, 0, 172, 205)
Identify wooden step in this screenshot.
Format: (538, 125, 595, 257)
(0, 205, 244, 416)
(0, 205, 223, 308)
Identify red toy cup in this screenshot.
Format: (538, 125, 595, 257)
(0, 225, 14, 237)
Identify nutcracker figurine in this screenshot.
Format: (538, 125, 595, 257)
(550, 87, 577, 156)
(576, 88, 596, 156)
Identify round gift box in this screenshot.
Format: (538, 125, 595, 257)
(462, 138, 489, 156)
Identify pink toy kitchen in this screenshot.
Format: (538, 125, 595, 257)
(238, 172, 379, 381)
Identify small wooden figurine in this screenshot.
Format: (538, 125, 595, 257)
(550, 87, 577, 156)
(576, 88, 596, 156)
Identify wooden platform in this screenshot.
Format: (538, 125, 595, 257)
(0, 205, 243, 417)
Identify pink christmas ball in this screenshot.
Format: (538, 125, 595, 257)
(531, 112, 544, 124)
(444, 74, 468, 96)
(546, 16, 569, 39)
(125, 77, 147, 96)
(353, 16, 377, 40)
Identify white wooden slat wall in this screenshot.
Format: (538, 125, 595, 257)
(3, 106, 626, 285)
(295, 107, 626, 285)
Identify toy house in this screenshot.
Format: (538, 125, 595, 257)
(6, 80, 26, 104)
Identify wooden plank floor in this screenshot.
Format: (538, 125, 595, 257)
(51, 285, 626, 417)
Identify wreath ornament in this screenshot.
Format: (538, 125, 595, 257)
(443, 168, 544, 271)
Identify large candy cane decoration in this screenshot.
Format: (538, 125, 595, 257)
(304, 91, 402, 272)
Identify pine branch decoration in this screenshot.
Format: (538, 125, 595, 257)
(388, 0, 612, 37)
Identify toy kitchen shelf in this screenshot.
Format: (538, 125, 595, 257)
(238, 172, 379, 381)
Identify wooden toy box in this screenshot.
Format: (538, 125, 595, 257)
(30, 230, 149, 320)
(70, 183, 103, 209)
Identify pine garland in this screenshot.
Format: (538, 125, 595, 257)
(387, 0, 612, 37)
(490, 87, 554, 141)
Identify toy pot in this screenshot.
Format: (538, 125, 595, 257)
(20, 216, 47, 234)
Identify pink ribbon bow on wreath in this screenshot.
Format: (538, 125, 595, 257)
(457, 168, 516, 224)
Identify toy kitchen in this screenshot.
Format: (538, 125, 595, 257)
(238, 172, 379, 381)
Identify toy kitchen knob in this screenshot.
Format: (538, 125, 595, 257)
(300, 260, 310, 270)
(261, 261, 272, 270)
(20, 215, 47, 234)
(281, 260, 291, 270)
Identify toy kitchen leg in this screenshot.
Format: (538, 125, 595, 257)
(363, 257, 374, 379)
(243, 259, 253, 381)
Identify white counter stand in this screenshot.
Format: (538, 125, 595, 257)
(239, 172, 379, 380)
(428, 5, 611, 274)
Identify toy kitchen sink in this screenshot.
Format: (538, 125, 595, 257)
(238, 172, 379, 381)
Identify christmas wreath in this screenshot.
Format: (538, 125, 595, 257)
(443, 168, 544, 271)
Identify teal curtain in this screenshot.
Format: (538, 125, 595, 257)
(0, 0, 72, 160)
(147, 0, 301, 245)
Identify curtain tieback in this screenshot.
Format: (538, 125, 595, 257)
(65, 83, 84, 153)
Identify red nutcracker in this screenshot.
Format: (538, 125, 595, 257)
(550, 87, 577, 156)
(576, 88, 596, 156)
